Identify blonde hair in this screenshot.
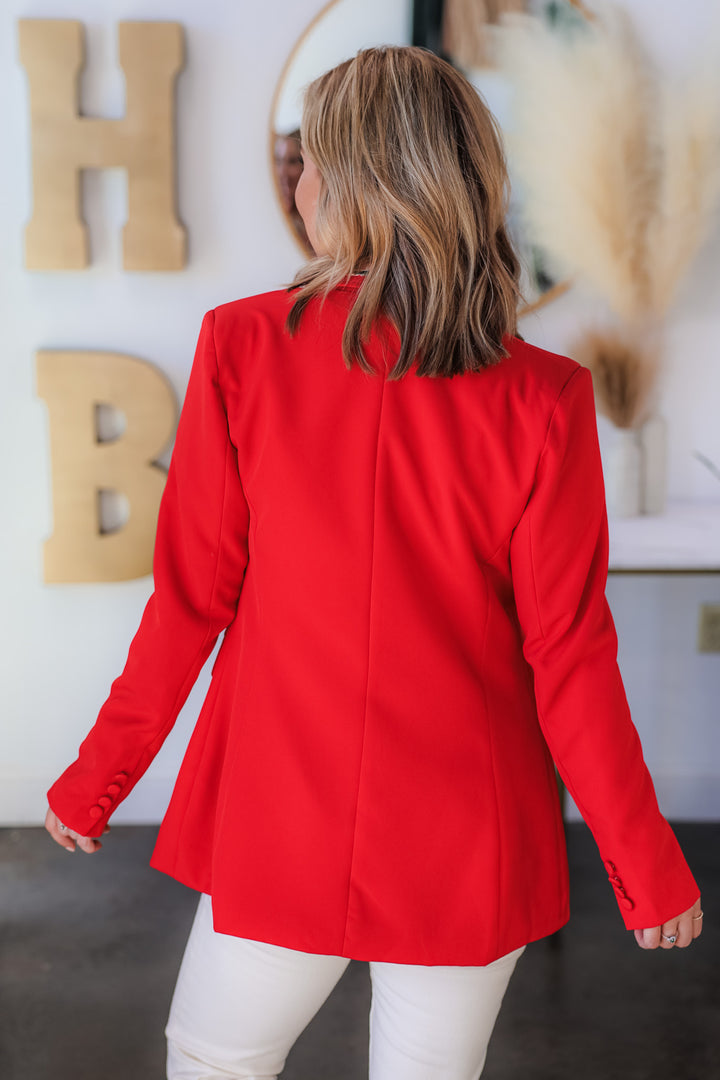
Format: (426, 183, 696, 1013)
(286, 46, 524, 379)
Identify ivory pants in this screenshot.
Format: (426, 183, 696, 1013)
(165, 894, 525, 1080)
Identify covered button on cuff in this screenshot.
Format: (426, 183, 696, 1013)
(620, 897, 635, 911)
(112, 772, 129, 785)
(89, 806, 104, 820)
(603, 860, 616, 874)
(107, 784, 121, 796)
(98, 796, 113, 809)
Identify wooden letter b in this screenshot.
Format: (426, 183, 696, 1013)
(36, 351, 177, 583)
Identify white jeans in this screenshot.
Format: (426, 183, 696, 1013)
(165, 894, 524, 1080)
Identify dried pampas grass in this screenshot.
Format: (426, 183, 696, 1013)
(493, 3, 659, 321)
(492, 0, 720, 435)
(568, 325, 660, 429)
(492, 0, 720, 321)
(646, 47, 720, 313)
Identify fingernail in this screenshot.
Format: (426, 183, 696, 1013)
(65, 846, 74, 853)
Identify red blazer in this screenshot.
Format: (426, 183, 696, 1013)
(48, 276, 699, 965)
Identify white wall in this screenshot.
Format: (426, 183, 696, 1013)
(0, 0, 718, 829)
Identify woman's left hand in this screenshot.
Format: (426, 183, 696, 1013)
(634, 898, 703, 949)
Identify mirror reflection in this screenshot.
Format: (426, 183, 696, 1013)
(273, 129, 310, 252)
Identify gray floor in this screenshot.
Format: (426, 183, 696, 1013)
(1, 823, 718, 1079)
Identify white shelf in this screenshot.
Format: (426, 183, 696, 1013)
(608, 500, 720, 571)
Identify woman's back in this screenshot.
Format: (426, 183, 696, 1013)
(46, 275, 694, 965)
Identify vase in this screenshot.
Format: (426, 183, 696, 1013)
(603, 415, 667, 518)
(639, 414, 667, 515)
(605, 428, 643, 518)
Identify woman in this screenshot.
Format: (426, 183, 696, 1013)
(45, 46, 702, 1080)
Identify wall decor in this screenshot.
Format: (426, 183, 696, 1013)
(19, 18, 186, 270)
(36, 350, 177, 583)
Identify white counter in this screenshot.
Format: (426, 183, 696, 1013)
(608, 500, 720, 571)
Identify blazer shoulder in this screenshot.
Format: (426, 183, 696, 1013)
(503, 335, 584, 402)
(485, 338, 592, 455)
(213, 287, 294, 327)
(207, 287, 297, 362)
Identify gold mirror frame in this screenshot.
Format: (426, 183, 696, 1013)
(269, 0, 589, 319)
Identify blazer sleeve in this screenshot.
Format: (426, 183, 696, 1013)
(47, 309, 250, 838)
(509, 364, 700, 930)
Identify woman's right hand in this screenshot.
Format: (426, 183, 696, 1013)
(45, 807, 109, 854)
(633, 897, 703, 950)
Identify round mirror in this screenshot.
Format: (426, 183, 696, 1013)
(270, 0, 413, 258)
(269, 0, 572, 316)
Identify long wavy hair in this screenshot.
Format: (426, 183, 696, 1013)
(286, 46, 525, 379)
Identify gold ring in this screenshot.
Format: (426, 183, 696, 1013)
(692, 912, 704, 921)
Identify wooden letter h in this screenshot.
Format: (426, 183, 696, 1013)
(18, 19, 186, 270)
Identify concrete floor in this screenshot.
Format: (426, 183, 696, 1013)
(1, 823, 718, 1079)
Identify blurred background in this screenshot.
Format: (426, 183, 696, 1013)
(1, 2, 719, 1078)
